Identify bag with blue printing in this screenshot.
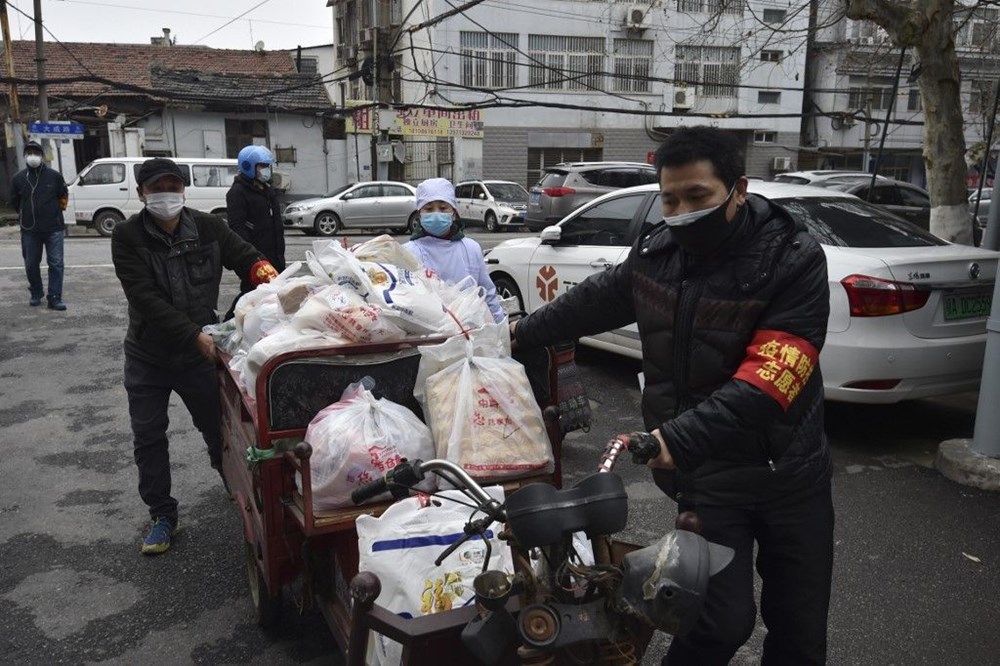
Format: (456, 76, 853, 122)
(356, 486, 513, 666)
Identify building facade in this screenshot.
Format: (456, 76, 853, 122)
(804, 3, 1000, 187)
(330, 0, 810, 187)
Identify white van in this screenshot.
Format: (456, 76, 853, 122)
(67, 157, 239, 236)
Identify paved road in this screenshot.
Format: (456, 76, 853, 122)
(1, 227, 998, 664)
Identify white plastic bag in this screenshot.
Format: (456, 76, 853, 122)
(351, 234, 421, 271)
(415, 327, 552, 480)
(242, 324, 345, 395)
(304, 379, 436, 511)
(356, 486, 513, 666)
(291, 285, 407, 343)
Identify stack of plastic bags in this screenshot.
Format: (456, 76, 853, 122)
(211, 235, 497, 396)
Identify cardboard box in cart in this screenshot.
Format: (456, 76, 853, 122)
(217, 338, 565, 658)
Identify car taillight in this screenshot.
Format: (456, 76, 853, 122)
(542, 186, 576, 197)
(840, 274, 931, 316)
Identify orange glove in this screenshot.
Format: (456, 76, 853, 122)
(249, 260, 279, 286)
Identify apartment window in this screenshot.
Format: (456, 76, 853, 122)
(674, 45, 740, 98)
(676, 0, 743, 15)
(760, 50, 783, 63)
(460, 31, 518, 89)
(612, 39, 653, 92)
(758, 91, 781, 104)
(970, 12, 1000, 52)
(528, 35, 605, 91)
(847, 76, 895, 111)
(224, 119, 269, 159)
(907, 87, 922, 112)
(969, 80, 996, 114)
(762, 9, 786, 23)
(754, 131, 777, 143)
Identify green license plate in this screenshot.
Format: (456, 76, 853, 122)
(943, 292, 992, 320)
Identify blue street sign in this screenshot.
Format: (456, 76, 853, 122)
(29, 121, 85, 138)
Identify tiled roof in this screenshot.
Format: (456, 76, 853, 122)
(151, 68, 332, 111)
(0, 40, 303, 99)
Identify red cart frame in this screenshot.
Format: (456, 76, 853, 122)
(217, 339, 565, 660)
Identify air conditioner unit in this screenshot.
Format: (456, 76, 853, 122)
(271, 171, 291, 191)
(359, 27, 376, 44)
(772, 156, 792, 171)
(673, 86, 694, 111)
(336, 44, 358, 61)
(624, 4, 651, 30)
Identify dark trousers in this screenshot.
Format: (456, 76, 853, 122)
(123, 354, 223, 525)
(665, 481, 834, 666)
(21, 229, 64, 300)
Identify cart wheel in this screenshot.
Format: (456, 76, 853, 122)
(245, 538, 282, 629)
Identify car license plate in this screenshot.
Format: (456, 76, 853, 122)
(943, 292, 992, 320)
(530, 192, 541, 204)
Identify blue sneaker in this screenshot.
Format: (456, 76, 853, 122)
(141, 517, 176, 555)
(47, 297, 67, 311)
(29, 296, 42, 306)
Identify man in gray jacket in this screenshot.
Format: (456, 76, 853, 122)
(9, 141, 69, 310)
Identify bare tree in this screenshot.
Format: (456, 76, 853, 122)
(846, 0, 973, 242)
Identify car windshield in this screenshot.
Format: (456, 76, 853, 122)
(325, 184, 353, 198)
(488, 183, 529, 201)
(775, 197, 947, 248)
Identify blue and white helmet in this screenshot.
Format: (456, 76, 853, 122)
(238, 145, 273, 179)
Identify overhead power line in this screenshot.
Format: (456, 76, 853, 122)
(192, 0, 272, 45)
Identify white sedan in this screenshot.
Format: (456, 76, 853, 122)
(486, 182, 998, 404)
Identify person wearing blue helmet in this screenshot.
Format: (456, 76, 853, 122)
(224, 145, 286, 319)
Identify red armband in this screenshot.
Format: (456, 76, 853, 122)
(732, 330, 818, 411)
(249, 260, 279, 286)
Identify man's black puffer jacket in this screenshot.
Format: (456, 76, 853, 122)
(514, 194, 831, 506)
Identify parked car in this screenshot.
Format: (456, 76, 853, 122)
(813, 177, 931, 230)
(66, 157, 239, 237)
(281, 181, 417, 237)
(969, 187, 993, 225)
(486, 182, 998, 404)
(455, 180, 529, 232)
(525, 162, 657, 232)
(773, 170, 887, 185)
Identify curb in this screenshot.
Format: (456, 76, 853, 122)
(935, 438, 1000, 491)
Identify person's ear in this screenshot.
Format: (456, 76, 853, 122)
(733, 176, 750, 207)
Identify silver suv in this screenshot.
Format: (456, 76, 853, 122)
(525, 162, 658, 231)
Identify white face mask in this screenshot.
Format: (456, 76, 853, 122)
(143, 192, 185, 221)
(25, 154, 42, 168)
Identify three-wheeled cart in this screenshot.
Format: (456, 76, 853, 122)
(217, 338, 568, 661)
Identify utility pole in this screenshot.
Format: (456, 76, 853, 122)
(373, 0, 393, 182)
(0, 0, 25, 169)
(33, 0, 46, 122)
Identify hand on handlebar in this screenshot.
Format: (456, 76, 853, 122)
(615, 430, 674, 469)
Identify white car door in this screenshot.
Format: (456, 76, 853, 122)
(73, 161, 131, 221)
(468, 183, 488, 223)
(525, 192, 649, 351)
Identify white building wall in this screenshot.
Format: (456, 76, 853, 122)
(137, 110, 338, 199)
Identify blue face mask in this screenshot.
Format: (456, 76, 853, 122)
(420, 212, 454, 236)
(257, 167, 272, 182)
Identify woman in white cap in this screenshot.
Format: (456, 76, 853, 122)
(404, 177, 506, 322)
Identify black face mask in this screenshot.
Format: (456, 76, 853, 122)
(665, 187, 740, 256)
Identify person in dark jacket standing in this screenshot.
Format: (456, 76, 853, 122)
(9, 140, 69, 310)
(112, 157, 279, 556)
(512, 126, 833, 664)
(224, 145, 285, 319)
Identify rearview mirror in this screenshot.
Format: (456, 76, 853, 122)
(539, 226, 562, 244)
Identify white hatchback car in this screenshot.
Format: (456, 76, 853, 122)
(455, 180, 529, 232)
(486, 182, 998, 404)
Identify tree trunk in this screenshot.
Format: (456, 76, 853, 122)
(917, 5, 972, 244)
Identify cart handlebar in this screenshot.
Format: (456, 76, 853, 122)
(350, 458, 505, 517)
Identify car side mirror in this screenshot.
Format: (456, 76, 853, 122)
(478, 193, 486, 199)
(342, 192, 354, 200)
(539, 226, 562, 244)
